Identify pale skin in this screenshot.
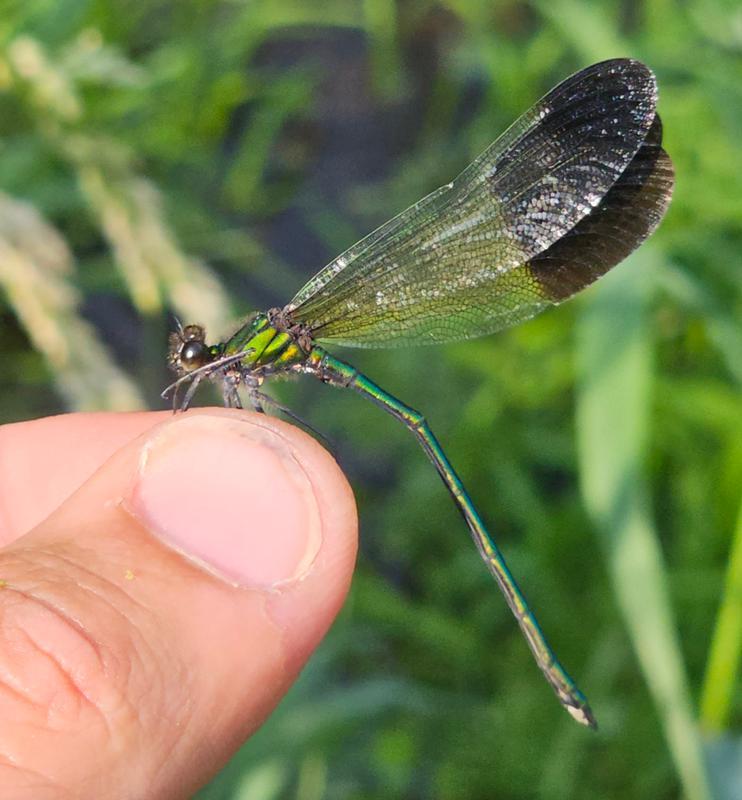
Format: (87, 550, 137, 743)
(0, 409, 358, 799)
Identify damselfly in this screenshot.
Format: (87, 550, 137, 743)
(164, 59, 674, 727)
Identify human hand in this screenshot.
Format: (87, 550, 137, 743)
(0, 409, 358, 799)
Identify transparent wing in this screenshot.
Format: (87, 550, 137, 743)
(287, 59, 667, 347)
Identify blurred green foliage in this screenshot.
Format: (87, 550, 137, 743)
(1, 1, 740, 798)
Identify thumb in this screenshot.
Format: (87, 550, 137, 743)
(0, 409, 357, 800)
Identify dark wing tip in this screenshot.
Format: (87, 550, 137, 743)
(528, 112, 674, 302)
(572, 57, 657, 99)
(543, 59, 658, 159)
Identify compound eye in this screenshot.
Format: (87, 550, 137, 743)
(180, 340, 208, 371)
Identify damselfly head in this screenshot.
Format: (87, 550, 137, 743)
(167, 323, 211, 374)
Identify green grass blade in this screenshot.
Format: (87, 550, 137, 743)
(575, 252, 711, 800)
(700, 494, 742, 732)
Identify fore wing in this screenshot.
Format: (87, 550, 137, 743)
(287, 59, 669, 348)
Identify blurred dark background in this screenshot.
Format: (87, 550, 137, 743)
(0, 1, 740, 798)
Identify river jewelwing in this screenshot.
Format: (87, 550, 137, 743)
(164, 59, 674, 727)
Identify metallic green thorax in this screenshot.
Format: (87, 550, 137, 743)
(222, 311, 310, 372)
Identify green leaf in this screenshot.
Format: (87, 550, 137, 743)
(576, 251, 712, 800)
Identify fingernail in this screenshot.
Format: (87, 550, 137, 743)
(129, 414, 322, 588)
